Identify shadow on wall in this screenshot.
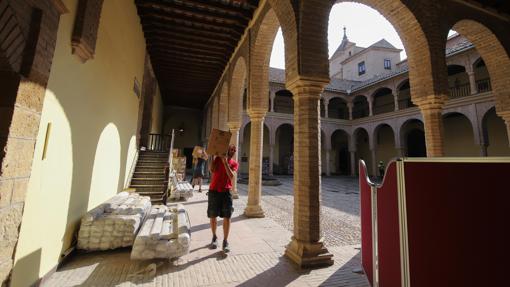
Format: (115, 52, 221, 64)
(11, 249, 41, 287)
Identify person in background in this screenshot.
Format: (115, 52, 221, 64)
(378, 160, 385, 178)
(192, 150, 208, 192)
(207, 144, 238, 253)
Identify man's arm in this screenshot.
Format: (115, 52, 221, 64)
(221, 157, 237, 181)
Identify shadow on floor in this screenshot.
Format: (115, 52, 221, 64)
(319, 250, 370, 287)
(236, 255, 309, 287)
(190, 213, 248, 233)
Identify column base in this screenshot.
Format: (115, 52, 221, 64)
(244, 205, 265, 218)
(285, 237, 334, 268)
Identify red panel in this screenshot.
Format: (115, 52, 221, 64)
(359, 161, 373, 285)
(376, 161, 401, 287)
(403, 162, 510, 287)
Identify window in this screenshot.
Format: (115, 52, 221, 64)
(358, 61, 366, 75)
(384, 59, 391, 70)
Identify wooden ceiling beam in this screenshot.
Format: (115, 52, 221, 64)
(150, 55, 224, 66)
(145, 0, 253, 19)
(143, 28, 235, 48)
(148, 48, 226, 62)
(142, 22, 238, 42)
(137, 1, 249, 26)
(139, 12, 244, 36)
(145, 36, 232, 53)
(147, 44, 228, 58)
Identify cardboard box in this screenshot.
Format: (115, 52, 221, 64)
(206, 128, 232, 156)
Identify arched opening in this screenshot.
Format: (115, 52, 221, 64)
(372, 88, 394, 115)
(274, 89, 293, 114)
(240, 122, 271, 175)
(443, 113, 478, 156)
(374, 124, 395, 175)
(401, 119, 426, 157)
(354, 128, 371, 175)
(275, 124, 294, 175)
(243, 88, 248, 111)
(229, 58, 247, 124)
(397, 80, 415, 109)
(452, 20, 510, 126)
(482, 107, 510, 156)
(219, 83, 229, 130)
(447, 64, 470, 98)
(331, 129, 350, 175)
(328, 97, 349, 119)
(473, 58, 491, 93)
(352, 96, 369, 119)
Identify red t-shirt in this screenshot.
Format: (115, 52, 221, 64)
(209, 157, 238, 192)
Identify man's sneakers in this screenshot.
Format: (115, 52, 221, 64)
(222, 240, 230, 253)
(210, 235, 218, 249)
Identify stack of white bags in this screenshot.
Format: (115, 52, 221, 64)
(131, 204, 191, 260)
(77, 192, 151, 251)
(168, 176, 194, 201)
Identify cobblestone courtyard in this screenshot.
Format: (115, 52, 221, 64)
(235, 176, 361, 247)
(44, 176, 368, 286)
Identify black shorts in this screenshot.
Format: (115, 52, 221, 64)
(207, 190, 233, 218)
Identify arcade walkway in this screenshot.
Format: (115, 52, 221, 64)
(43, 178, 369, 286)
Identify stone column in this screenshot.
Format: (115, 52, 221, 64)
(479, 144, 488, 157)
(368, 97, 374, 117)
(325, 149, 331, 176)
(349, 150, 356, 176)
(347, 102, 353, 120)
(269, 144, 275, 176)
(270, 91, 276, 112)
(499, 111, 510, 148)
(371, 148, 377, 176)
(244, 110, 266, 218)
(394, 92, 400, 111)
(228, 122, 241, 199)
(396, 146, 406, 157)
(324, 98, 329, 118)
(285, 78, 333, 268)
(467, 71, 477, 95)
(419, 101, 446, 157)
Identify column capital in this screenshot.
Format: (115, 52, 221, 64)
(414, 95, 447, 110)
(227, 121, 241, 131)
(286, 76, 329, 97)
(247, 108, 266, 121)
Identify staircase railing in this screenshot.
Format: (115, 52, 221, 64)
(145, 133, 172, 151)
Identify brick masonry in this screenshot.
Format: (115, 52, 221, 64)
(0, 1, 66, 285)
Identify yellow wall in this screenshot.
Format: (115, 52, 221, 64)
(11, 0, 152, 285)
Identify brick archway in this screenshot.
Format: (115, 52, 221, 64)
(452, 19, 510, 144)
(219, 82, 229, 131)
(229, 57, 247, 125)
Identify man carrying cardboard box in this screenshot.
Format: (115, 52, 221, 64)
(207, 144, 238, 253)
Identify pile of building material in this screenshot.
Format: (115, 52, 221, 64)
(131, 204, 190, 260)
(168, 175, 194, 200)
(77, 192, 151, 251)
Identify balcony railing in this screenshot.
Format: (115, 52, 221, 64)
(476, 78, 491, 93)
(449, 83, 471, 98)
(145, 133, 172, 151)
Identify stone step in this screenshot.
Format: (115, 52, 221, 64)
(131, 180, 166, 186)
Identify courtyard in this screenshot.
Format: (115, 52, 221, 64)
(43, 177, 369, 287)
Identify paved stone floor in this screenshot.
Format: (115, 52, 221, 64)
(44, 176, 369, 287)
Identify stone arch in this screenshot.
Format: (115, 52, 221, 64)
(229, 57, 247, 124)
(352, 95, 369, 119)
(211, 96, 219, 130)
(219, 82, 229, 131)
(452, 20, 510, 142)
(249, 6, 281, 111)
(371, 87, 395, 115)
(447, 64, 470, 98)
(373, 123, 396, 175)
(442, 112, 478, 156)
(275, 123, 294, 175)
(330, 129, 351, 175)
(333, 0, 448, 102)
(274, 89, 294, 114)
(396, 79, 414, 109)
(328, 97, 349, 119)
(400, 118, 426, 157)
(481, 107, 510, 156)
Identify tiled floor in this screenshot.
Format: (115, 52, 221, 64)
(44, 177, 370, 287)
